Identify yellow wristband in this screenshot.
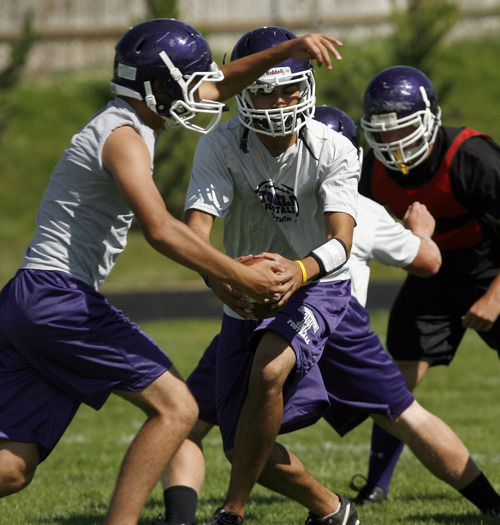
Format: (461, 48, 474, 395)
(294, 260, 308, 285)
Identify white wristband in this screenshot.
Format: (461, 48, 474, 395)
(309, 238, 347, 277)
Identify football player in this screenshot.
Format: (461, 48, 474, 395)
(351, 65, 500, 516)
(156, 100, 442, 525)
(0, 18, 345, 525)
(158, 26, 500, 524)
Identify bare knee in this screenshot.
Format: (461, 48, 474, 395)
(372, 400, 425, 440)
(0, 442, 39, 497)
(159, 381, 199, 433)
(117, 368, 199, 431)
(250, 335, 296, 396)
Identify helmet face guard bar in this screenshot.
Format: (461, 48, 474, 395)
(148, 51, 226, 134)
(236, 69, 316, 137)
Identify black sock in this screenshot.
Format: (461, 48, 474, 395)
(163, 486, 198, 525)
(459, 472, 500, 514)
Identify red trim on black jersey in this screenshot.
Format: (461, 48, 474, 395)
(371, 128, 487, 251)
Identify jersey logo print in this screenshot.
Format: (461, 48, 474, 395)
(255, 180, 299, 223)
(286, 306, 319, 344)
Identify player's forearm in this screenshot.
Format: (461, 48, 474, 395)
(405, 236, 442, 277)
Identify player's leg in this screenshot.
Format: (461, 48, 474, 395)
(355, 274, 464, 505)
(159, 419, 213, 525)
(256, 442, 344, 519)
(220, 330, 297, 518)
(373, 400, 478, 488)
(358, 359, 430, 503)
(0, 441, 39, 497)
(372, 400, 500, 516)
(104, 367, 198, 525)
(155, 333, 221, 525)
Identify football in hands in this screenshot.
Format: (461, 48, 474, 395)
(242, 258, 282, 320)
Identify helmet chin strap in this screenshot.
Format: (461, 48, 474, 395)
(143, 80, 180, 131)
(395, 150, 410, 175)
(143, 81, 158, 112)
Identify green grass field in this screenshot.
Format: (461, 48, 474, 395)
(1, 312, 498, 525)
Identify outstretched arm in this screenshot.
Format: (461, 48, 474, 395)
(200, 33, 343, 101)
(102, 125, 294, 302)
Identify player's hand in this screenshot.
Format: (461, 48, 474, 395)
(206, 273, 257, 319)
(252, 252, 303, 307)
(285, 33, 343, 69)
(403, 202, 436, 238)
(461, 293, 500, 331)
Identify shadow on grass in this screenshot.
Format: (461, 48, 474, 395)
(37, 499, 165, 525)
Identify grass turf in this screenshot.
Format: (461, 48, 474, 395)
(1, 313, 499, 524)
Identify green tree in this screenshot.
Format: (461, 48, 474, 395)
(389, 0, 460, 76)
(146, 0, 179, 19)
(0, 9, 38, 90)
(0, 9, 38, 138)
(317, 0, 460, 147)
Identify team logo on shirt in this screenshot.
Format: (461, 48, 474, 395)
(255, 180, 299, 223)
(286, 306, 319, 344)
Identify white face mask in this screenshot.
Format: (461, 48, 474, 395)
(147, 53, 226, 135)
(236, 68, 316, 137)
(361, 87, 442, 174)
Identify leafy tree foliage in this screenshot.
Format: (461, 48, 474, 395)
(147, 0, 179, 19)
(0, 9, 37, 138)
(0, 9, 38, 90)
(317, 0, 460, 149)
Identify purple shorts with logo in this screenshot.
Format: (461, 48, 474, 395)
(215, 281, 350, 451)
(0, 269, 172, 460)
(187, 280, 414, 451)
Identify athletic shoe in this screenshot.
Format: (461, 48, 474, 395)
(305, 495, 360, 525)
(203, 508, 244, 525)
(349, 474, 387, 506)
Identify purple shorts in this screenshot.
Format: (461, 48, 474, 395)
(320, 295, 414, 436)
(188, 280, 414, 451)
(216, 281, 350, 451)
(0, 269, 172, 460)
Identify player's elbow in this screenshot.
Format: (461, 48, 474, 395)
(405, 251, 442, 277)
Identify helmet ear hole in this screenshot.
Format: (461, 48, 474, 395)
(153, 79, 167, 93)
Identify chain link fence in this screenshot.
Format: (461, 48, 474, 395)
(0, 0, 499, 77)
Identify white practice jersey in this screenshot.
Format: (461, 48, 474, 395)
(348, 194, 420, 306)
(21, 98, 157, 289)
(185, 117, 359, 316)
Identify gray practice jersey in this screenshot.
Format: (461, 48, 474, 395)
(185, 117, 359, 317)
(21, 98, 157, 289)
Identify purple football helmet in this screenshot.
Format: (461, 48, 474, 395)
(110, 18, 225, 134)
(230, 26, 316, 137)
(314, 105, 360, 150)
(314, 105, 363, 169)
(361, 65, 442, 173)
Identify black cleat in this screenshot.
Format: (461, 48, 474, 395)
(203, 508, 244, 525)
(305, 494, 360, 525)
(350, 474, 387, 507)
